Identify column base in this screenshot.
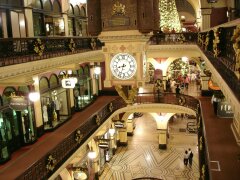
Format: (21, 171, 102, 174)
(159, 144, 167, 149)
(127, 132, 134, 136)
(118, 142, 128, 146)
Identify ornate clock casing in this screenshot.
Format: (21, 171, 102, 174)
(110, 53, 137, 80)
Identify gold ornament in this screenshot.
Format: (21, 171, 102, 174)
(95, 115, 101, 125)
(75, 129, 84, 144)
(109, 102, 113, 112)
(33, 38, 44, 56)
(68, 38, 76, 52)
(231, 25, 240, 71)
(46, 155, 56, 171)
(112, 1, 126, 16)
(213, 28, 221, 57)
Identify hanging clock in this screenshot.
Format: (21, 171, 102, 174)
(110, 53, 137, 80)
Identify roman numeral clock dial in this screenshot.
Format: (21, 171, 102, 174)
(110, 53, 137, 80)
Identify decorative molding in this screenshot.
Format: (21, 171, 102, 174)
(0, 51, 103, 83)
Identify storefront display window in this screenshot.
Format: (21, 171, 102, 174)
(33, 13, 45, 36)
(53, 18, 65, 36)
(0, 112, 10, 163)
(74, 77, 93, 111)
(41, 88, 70, 130)
(68, 18, 75, 36)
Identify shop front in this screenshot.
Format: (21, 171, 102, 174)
(0, 86, 37, 164)
(97, 128, 117, 175)
(73, 66, 94, 111)
(32, 0, 65, 36)
(39, 74, 71, 131)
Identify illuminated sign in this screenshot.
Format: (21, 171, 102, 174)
(61, 78, 76, 88)
(9, 97, 28, 111)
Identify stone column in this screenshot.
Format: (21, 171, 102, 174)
(118, 128, 128, 146)
(24, 8, 34, 37)
(127, 119, 134, 136)
(158, 129, 167, 149)
(32, 76, 43, 129)
(62, 14, 68, 37)
(201, 8, 212, 31)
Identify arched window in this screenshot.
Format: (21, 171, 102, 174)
(49, 74, 59, 89)
(39, 77, 50, 93)
(68, 4, 76, 36)
(32, 0, 45, 36)
(43, 0, 52, 12)
(80, 6, 86, 17)
(53, 0, 61, 13)
(32, 0, 43, 9)
(2, 87, 16, 105)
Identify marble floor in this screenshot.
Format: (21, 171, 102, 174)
(100, 113, 200, 180)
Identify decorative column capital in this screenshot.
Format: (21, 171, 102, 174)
(201, 8, 212, 15)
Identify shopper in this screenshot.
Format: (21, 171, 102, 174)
(183, 150, 189, 166)
(175, 85, 181, 97)
(188, 148, 193, 168)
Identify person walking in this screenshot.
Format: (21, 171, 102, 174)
(188, 148, 193, 168)
(175, 85, 181, 97)
(183, 150, 189, 166)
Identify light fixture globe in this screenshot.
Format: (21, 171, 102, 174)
(88, 151, 96, 159)
(73, 170, 87, 180)
(94, 66, 101, 75)
(29, 92, 40, 102)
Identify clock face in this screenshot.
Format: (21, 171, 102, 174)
(110, 53, 137, 80)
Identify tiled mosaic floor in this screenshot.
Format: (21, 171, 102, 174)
(100, 113, 199, 180)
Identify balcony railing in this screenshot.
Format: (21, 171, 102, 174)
(16, 97, 125, 180)
(0, 37, 103, 67)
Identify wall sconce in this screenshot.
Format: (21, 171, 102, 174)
(28, 92, 40, 102)
(88, 149, 96, 159)
(109, 128, 115, 136)
(94, 66, 101, 79)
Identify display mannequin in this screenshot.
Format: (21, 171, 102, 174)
(22, 111, 30, 142)
(54, 97, 61, 121)
(47, 99, 54, 127)
(42, 104, 48, 124)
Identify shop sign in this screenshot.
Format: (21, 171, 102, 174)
(217, 102, 233, 118)
(9, 97, 28, 111)
(62, 78, 76, 88)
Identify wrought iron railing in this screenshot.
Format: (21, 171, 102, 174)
(149, 32, 198, 45)
(0, 37, 103, 67)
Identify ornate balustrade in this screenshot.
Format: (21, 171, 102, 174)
(17, 97, 125, 180)
(136, 92, 199, 111)
(0, 37, 103, 67)
(149, 32, 198, 45)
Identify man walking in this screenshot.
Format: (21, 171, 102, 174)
(188, 148, 193, 168)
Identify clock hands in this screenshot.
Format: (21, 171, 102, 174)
(118, 63, 126, 71)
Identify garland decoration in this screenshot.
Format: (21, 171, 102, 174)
(46, 155, 56, 171)
(33, 38, 45, 56)
(109, 102, 113, 112)
(68, 38, 76, 52)
(75, 129, 84, 144)
(95, 115, 101, 125)
(213, 28, 221, 57)
(231, 24, 240, 71)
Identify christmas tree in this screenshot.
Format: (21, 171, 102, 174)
(159, 0, 181, 32)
